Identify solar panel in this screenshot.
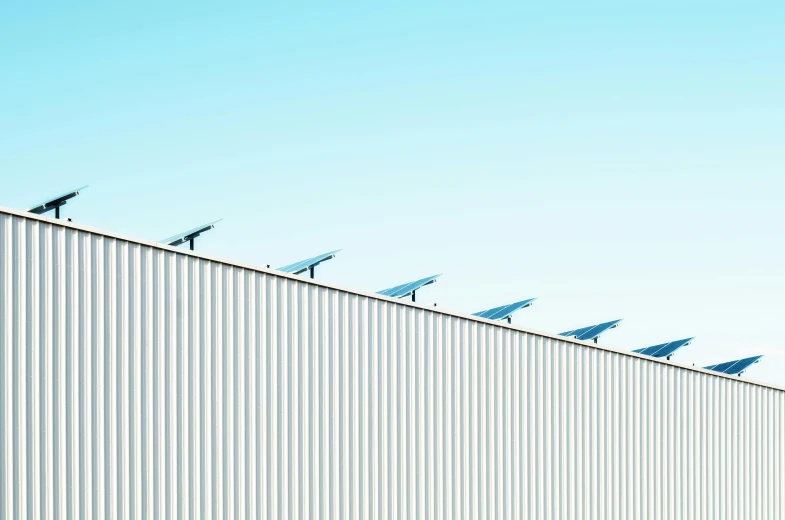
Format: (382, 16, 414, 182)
(632, 337, 694, 360)
(27, 185, 89, 219)
(377, 274, 440, 302)
(278, 249, 341, 278)
(473, 298, 537, 323)
(704, 355, 763, 376)
(161, 219, 222, 250)
(559, 319, 622, 343)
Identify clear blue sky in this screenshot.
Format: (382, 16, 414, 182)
(2, 2, 784, 387)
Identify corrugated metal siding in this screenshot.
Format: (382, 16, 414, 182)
(0, 210, 783, 519)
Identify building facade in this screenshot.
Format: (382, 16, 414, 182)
(1, 207, 783, 519)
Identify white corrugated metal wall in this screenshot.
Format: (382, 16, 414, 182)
(1, 208, 783, 519)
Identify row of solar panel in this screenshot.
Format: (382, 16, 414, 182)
(560, 322, 761, 376)
(279, 255, 763, 377)
(26, 187, 764, 378)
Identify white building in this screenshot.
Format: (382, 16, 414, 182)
(1, 205, 783, 518)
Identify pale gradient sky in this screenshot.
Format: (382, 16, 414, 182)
(1, 2, 784, 387)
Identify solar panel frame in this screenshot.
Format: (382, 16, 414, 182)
(559, 319, 622, 341)
(377, 274, 440, 299)
(161, 219, 222, 247)
(473, 298, 537, 321)
(278, 249, 342, 275)
(27, 185, 89, 216)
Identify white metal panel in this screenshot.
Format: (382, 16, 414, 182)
(0, 209, 783, 519)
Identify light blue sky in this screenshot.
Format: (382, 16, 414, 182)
(2, 2, 784, 387)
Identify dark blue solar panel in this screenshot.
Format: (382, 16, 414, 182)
(578, 324, 604, 340)
(632, 344, 664, 356)
(560, 319, 622, 341)
(704, 360, 736, 373)
(278, 249, 341, 275)
(559, 324, 591, 338)
(632, 337, 693, 359)
(725, 355, 763, 374)
(704, 355, 762, 376)
(377, 274, 440, 298)
(652, 337, 693, 357)
(473, 298, 536, 321)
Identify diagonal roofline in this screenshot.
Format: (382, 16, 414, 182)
(1, 204, 782, 393)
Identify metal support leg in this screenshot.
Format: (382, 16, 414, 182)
(55, 206, 60, 219)
(190, 238, 195, 251)
(507, 316, 512, 324)
(310, 266, 315, 279)
(412, 291, 416, 302)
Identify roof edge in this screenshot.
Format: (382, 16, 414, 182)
(1, 204, 782, 394)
